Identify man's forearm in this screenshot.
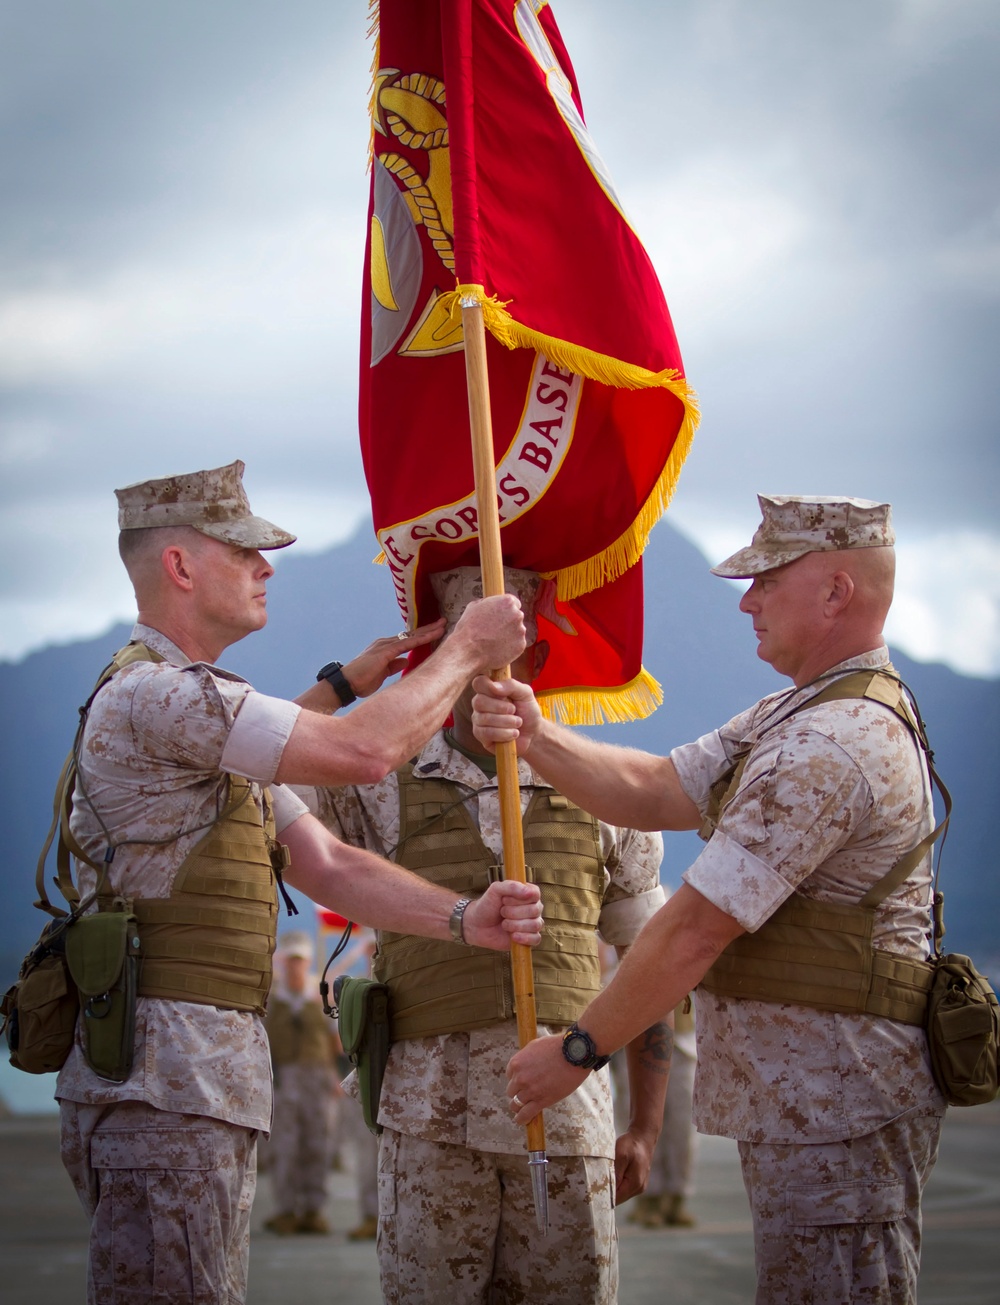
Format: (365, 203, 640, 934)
(283, 823, 460, 938)
(580, 886, 745, 1058)
(624, 1018, 672, 1141)
(520, 724, 699, 833)
(506, 891, 743, 1125)
(277, 634, 491, 787)
(279, 812, 541, 951)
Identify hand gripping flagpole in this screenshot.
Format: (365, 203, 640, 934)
(460, 292, 549, 1235)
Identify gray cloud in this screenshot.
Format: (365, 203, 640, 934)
(1, 0, 997, 667)
(557, 0, 999, 531)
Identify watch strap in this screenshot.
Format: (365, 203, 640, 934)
(449, 896, 473, 945)
(561, 1022, 611, 1071)
(316, 660, 357, 707)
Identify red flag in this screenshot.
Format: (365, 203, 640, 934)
(362, 0, 698, 723)
(317, 908, 351, 931)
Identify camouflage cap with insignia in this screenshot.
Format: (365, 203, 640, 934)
(711, 494, 895, 579)
(115, 459, 296, 550)
(430, 566, 543, 644)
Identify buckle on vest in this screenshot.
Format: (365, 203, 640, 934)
(269, 841, 292, 874)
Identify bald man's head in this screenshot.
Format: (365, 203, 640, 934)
(738, 544, 896, 685)
(838, 544, 895, 624)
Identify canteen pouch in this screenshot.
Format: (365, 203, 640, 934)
(65, 909, 141, 1084)
(925, 953, 1000, 1107)
(335, 975, 390, 1135)
(1, 919, 80, 1074)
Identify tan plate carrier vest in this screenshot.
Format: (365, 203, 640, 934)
(57, 642, 282, 1016)
(698, 667, 948, 1026)
(266, 998, 336, 1066)
(373, 763, 606, 1040)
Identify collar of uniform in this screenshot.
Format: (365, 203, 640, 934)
(412, 729, 541, 792)
(754, 644, 893, 736)
(129, 622, 253, 686)
(791, 644, 892, 700)
(827, 644, 891, 674)
(131, 622, 193, 667)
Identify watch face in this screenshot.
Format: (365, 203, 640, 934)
(564, 1032, 591, 1065)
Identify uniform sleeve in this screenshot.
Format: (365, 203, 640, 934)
(597, 827, 666, 947)
(669, 699, 764, 812)
(125, 664, 300, 784)
(221, 691, 301, 783)
(669, 729, 729, 813)
(269, 784, 310, 834)
(683, 726, 872, 932)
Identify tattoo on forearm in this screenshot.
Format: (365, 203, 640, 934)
(637, 1021, 673, 1076)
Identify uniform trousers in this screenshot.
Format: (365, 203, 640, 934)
(343, 1098, 379, 1220)
(377, 1128, 617, 1304)
(61, 1099, 256, 1305)
(739, 1107, 943, 1305)
(268, 1062, 338, 1218)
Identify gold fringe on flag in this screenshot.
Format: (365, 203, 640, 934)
(442, 284, 700, 602)
(538, 667, 663, 727)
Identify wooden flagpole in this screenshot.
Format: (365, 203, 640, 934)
(460, 292, 549, 1234)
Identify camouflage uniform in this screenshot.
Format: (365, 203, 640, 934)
(264, 982, 340, 1227)
(57, 622, 308, 1304)
(305, 731, 665, 1304)
(671, 645, 947, 1304)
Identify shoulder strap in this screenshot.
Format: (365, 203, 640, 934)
(710, 667, 951, 932)
(393, 760, 418, 858)
(34, 642, 165, 920)
(797, 670, 951, 913)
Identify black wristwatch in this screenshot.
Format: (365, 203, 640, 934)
(316, 660, 357, 706)
(561, 1022, 611, 1071)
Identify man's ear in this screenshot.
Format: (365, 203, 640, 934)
(161, 544, 196, 592)
(826, 570, 855, 616)
(527, 639, 550, 682)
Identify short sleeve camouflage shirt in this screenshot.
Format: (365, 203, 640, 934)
(670, 647, 946, 1143)
(56, 623, 308, 1131)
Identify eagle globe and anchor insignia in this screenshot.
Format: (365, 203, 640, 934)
(368, 31, 628, 371)
(367, 62, 584, 632)
(369, 68, 464, 364)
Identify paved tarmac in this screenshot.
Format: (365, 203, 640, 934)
(1, 1101, 997, 1303)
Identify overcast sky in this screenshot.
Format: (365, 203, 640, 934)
(2, 0, 997, 675)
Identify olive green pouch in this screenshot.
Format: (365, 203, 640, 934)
(1, 919, 80, 1074)
(926, 952, 999, 1107)
(335, 975, 390, 1135)
(65, 909, 141, 1083)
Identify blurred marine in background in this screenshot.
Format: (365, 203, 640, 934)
(263, 930, 340, 1235)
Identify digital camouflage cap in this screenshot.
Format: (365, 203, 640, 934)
(430, 566, 543, 644)
(115, 459, 296, 550)
(711, 494, 895, 579)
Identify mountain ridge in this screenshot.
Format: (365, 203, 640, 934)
(2, 521, 996, 976)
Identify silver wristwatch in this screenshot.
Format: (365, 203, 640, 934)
(449, 896, 473, 944)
